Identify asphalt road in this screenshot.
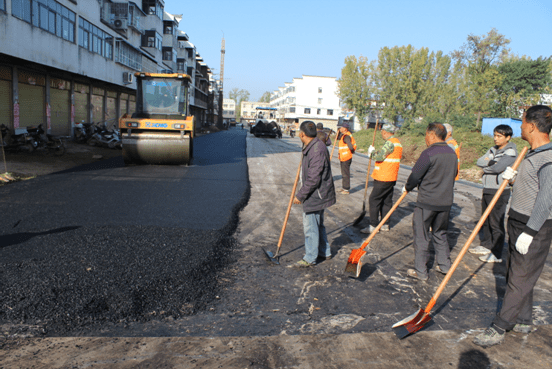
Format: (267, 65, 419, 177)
(0, 127, 551, 368)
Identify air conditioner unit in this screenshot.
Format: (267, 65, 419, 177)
(114, 18, 127, 30)
(123, 72, 134, 84)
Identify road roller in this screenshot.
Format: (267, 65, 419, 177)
(119, 72, 194, 165)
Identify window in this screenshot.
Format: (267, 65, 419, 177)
(289, 107, 295, 113)
(317, 109, 321, 115)
(0, 0, 5, 11)
(115, 40, 141, 70)
(12, 0, 31, 23)
(304, 108, 311, 114)
(327, 109, 334, 116)
(318, 87, 322, 93)
(318, 98, 322, 104)
(177, 59, 185, 71)
(143, 0, 163, 18)
(79, 17, 113, 59)
(164, 25, 172, 34)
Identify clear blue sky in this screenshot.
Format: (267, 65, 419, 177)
(164, 0, 552, 101)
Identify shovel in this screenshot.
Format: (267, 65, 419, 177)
(346, 190, 409, 277)
(353, 120, 380, 226)
(264, 155, 303, 264)
(392, 147, 528, 339)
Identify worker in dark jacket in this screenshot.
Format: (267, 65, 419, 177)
(316, 123, 332, 146)
(337, 121, 357, 194)
(403, 123, 458, 281)
(293, 121, 336, 267)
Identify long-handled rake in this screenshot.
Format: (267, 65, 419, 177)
(353, 120, 380, 226)
(329, 130, 339, 161)
(392, 147, 528, 339)
(346, 190, 409, 277)
(264, 155, 303, 264)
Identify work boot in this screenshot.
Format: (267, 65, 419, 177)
(407, 268, 428, 282)
(513, 324, 532, 334)
(339, 189, 350, 195)
(479, 253, 502, 263)
(473, 325, 505, 348)
(381, 224, 390, 232)
(360, 225, 378, 234)
(296, 259, 314, 268)
(469, 245, 491, 255)
(435, 265, 448, 275)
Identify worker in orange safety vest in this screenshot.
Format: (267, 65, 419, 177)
(337, 121, 357, 194)
(362, 123, 403, 233)
(444, 123, 460, 180)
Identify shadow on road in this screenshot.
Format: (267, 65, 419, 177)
(0, 226, 81, 249)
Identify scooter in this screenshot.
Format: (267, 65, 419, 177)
(0, 124, 35, 152)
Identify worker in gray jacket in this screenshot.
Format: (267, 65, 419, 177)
(470, 125, 517, 263)
(474, 105, 552, 348)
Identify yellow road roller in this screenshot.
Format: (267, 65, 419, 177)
(119, 72, 194, 165)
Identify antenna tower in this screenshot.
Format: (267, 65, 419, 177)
(220, 36, 225, 91)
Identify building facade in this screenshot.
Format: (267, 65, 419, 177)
(0, 0, 217, 136)
(222, 98, 235, 123)
(240, 101, 270, 123)
(269, 75, 341, 130)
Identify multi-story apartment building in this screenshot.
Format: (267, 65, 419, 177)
(269, 75, 341, 130)
(0, 0, 215, 136)
(240, 101, 270, 123)
(222, 98, 235, 123)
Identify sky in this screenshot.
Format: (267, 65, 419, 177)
(163, 0, 553, 101)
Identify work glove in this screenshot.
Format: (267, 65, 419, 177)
(502, 166, 517, 182)
(402, 186, 408, 194)
(367, 145, 376, 156)
(515, 232, 533, 255)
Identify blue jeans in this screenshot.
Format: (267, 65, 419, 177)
(302, 210, 331, 264)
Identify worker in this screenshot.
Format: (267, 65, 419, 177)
(444, 123, 460, 180)
(293, 121, 336, 267)
(337, 121, 357, 195)
(402, 123, 458, 281)
(473, 105, 552, 348)
(361, 123, 403, 233)
(316, 123, 331, 146)
(469, 124, 517, 263)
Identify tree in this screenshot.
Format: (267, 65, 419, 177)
(337, 55, 373, 126)
(259, 91, 272, 103)
(452, 28, 511, 126)
(229, 88, 250, 120)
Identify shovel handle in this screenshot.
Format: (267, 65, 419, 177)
(362, 120, 380, 200)
(424, 147, 528, 313)
(360, 190, 408, 250)
(275, 155, 303, 254)
(330, 130, 339, 161)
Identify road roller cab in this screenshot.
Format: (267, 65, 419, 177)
(119, 73, 194, 165)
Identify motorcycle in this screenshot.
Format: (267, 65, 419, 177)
(87, 121, 122, 149)
(0, 124, 35, 152)
(26, 124, 66, 156)
(73, 121, 96, 144)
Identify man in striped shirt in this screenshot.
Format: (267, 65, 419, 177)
(474, 105, 552, 348)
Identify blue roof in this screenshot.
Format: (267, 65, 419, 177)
(256, 107, 277, 110)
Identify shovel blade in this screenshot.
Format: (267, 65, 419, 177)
(392, 309, 432, 339)
(263, 249, 280, 265)
(352, 210, 366, 226)
(345, 248, 366, 278)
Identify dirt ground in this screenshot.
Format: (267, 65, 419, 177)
(0, 141, 123, 182)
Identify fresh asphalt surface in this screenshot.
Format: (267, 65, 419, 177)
(0, 129, 249, 335)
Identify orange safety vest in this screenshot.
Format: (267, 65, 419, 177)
(338, 132, 357, 162)
(372, 137, 403, 182)
(447, 138, 460, 181)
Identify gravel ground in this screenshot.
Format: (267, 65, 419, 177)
(0, 130, 250, 336)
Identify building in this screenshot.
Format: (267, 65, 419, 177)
(240, 101, 270, 123)
(269, 75, 341, 130)
(0, 0, 216, 137)
(222, 98, 235, 123)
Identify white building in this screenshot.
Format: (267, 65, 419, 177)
(240, 101, 270, 123)
(269, 75, 341, 130)
(222, 98, 235, 122)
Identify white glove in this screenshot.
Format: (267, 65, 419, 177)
(368, 145, 375, 156)
(502, 166, 517, 182)
(402, 186, 408, 193)
(515, 232, 533, 255)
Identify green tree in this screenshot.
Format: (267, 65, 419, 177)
(452, 28, 511, 127)
(337, 55, 373, 125)
(229, 88, 250, 120)
(259, 91, 272, 103)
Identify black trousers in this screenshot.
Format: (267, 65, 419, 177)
(413, 206, 452, 277)
(369, 180, 396, 227)
(340, 159, 352, 190)
(480, 190, 510, 259)
(493, 217, 552, 330)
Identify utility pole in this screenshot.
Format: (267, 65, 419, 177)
(218, 35, 225, 127)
